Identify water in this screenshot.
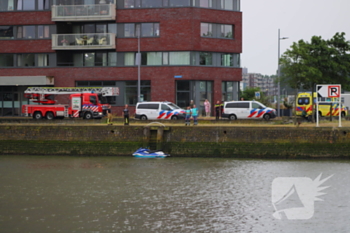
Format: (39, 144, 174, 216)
(0, 156, 349, 233)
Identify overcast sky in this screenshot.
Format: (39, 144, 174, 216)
(241, 0, 350, 76)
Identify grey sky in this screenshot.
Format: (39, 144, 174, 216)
(241, 0, 350, 75)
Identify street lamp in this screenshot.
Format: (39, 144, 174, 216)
(277, 29, 288, 117)
(137, 24, 141, 102)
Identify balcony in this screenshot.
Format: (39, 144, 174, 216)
(52, 4, 116, 21)
(52, 33, 116, 50)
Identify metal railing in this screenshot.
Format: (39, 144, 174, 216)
(52, 4, 116, 21)
(52, 33, 116, 50)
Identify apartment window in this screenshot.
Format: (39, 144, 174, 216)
(141, 52, 162, 65)
(199, 0, 212, 8)
(142, 0, 162, 7)
(0, 26, 14, 39)
(201, 23, 233, 39)
(124, 23, 160, 37)
(141, 23, 159, 37)
(169, 52, 190, 65)
(125, 81, 150, 105)
(124, 24, 135, 37)
(124, 53, 135, 66)
(38, 25, 50, 38)
(38, 54, 49, 67)
(17, 54, 35, 67)
(222, 81, 234, 101)
(17, 26, 35, 39)
(221, 24, 233, 38)
(200, 23, 212, 37)
(169, 0, 190, 7)
(17, 0, 35, 10)
(38, 0, 50, 10)
(0, 54, 14, 67)
(221, 53, 232, 67)
(220, 0, 233, 10)
(108, 52, 117, 66)
(199, 52, 212, 66)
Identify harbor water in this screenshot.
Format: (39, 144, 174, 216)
(0, 156, 349, 233)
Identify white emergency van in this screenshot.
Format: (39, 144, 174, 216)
(135, 101, 185, 120)
(222, 100, 276, 121)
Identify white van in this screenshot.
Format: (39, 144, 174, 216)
(135, 101, 185, 120)
(222, 100, 276, 121)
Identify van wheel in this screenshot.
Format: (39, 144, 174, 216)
(263, 114, 271, 121)
(33, 112, 42, 120)
(140, 115, 148, 120)
(171, 115, 178, 120)
(84, 112, 93, 120)
(46, 112, 54, 120)
(229, 114, 237, 120)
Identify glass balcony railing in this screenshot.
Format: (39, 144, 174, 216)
(52, 4, 116, 21)
(52, 33, 116, 50)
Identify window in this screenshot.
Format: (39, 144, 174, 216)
(169, 52, 190, 65)
(17, 26, 35, 39)
(38, 0, 50, 10)
(169, 0, 190, 7)
(124, 23, 135, 37)
(38, 54, 49, 67)
(0, 26, 14, 39)
(199, 0, 212, 8)
(200, 23, 212, 37)
(38, 25, 50, 38)
(124, 23, 159, 37)
(201, 23, 233, 39)
(199, 52, 212, 66)
(141, 52, 162, 65)
(222, 81, 237, 101)
(141, 23, 159, 37)
(221, 53, 233, 67)
(17, 54, 35, 67)
(142, 0, 162, 8)
(0, 54, 14, 67)
(298, 98, 309, 105)
(125, 81, 151, 105)
(221, 24, 233, 38)
(220, 0, 233, 10)
(124, 53, 135, 65)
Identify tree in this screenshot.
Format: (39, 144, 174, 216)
(241, 87, 271, 106)
(279, 32, 350, 121)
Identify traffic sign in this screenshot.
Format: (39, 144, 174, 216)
(317, 85, 341, 98)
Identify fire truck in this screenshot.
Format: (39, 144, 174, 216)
(22, 87, 119, 120)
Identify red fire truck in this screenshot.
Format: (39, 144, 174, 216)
(22, 87, 119, 120)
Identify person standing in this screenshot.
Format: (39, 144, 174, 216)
(215, 101, 221, 120)
(191, 104, 198, 125)
(204, 99, 211, 117)
(185, 106, 191, 126)
(123, 104, 129, 125)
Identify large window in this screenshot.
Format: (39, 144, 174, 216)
(199, 52, 212, 66)
(3, 25, 52, 39)
(0, 54, 14, 67)
(141, 52, 162, 65)
(169, 52, 190, 65)
(125, 81, 151, 105)
(0, 26, 14, 39)
(16, 53, 50, 67)
(123, 23, 160, 38)
(69, 52, 117, 67)
(221, 53, 240, 67)
(201, 23, 233, 39)
(222, 81, 239, 101)
(199, 0, 212, 8)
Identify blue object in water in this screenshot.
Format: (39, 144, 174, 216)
(132, 148, 170, 158)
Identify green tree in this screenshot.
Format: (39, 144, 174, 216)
(241, 87, 271, 106)
(279, 32, 350, 121)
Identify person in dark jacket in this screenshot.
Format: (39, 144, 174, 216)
(123, 104, 129, 125)
(215, 101, 221, 120)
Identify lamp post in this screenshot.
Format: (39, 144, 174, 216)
(277, 29, 288, 117)
(136, 24, 141, 102)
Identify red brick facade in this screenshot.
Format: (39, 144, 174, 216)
(0, 6, 242, 115)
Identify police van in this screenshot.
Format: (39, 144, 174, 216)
(135, 101, 185, 120)
(222, 100, 276, 121)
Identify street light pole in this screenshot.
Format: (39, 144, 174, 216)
(277, 29, 288, 117)
(137, 24, 141, 102)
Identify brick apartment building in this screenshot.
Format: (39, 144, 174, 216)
(0, 0, 242, 116)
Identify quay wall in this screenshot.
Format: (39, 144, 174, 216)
(1, 125, 350, 159)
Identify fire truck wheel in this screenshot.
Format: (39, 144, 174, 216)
(84, 112, 93, 120)
(33, 112, 42, 120)
(46, 112, 54, 120)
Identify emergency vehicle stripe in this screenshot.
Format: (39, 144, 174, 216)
(73, 110, 79, 117)
(248, 110, 257, 118)
(164, 112, 173, 119)
(157, 111, 166, 119)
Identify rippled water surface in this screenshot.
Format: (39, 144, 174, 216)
(0, 156, 349, 233)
